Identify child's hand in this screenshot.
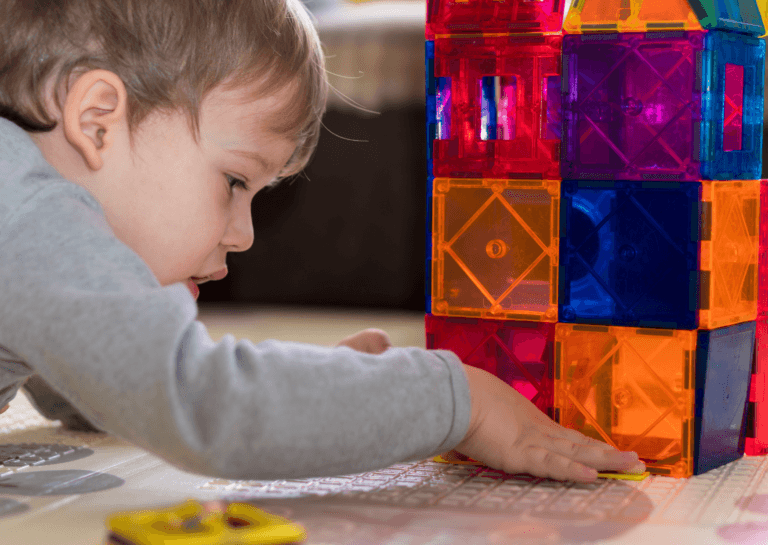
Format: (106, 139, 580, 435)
(335, 329, 392, 355)
(453, 364, 645, 483)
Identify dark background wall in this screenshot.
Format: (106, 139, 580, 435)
(198, 105, 428, 310)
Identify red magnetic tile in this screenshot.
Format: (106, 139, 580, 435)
(432, 35, 562, 180)
(426, 0, 565, 40)
(425, 314, 555, 416)
(759, 180, 768, 318)
(746, 318, 768, 455)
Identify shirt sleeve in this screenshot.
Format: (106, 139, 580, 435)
(0, 182, 472, 480)
(22, 375, 103, 432)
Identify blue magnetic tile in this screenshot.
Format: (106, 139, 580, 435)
(427, 108, 435, 178)
(694, 321, 756, 475)
(480, 76, 498, 141)
(426, 42, 435, 311)
(426, 41, 436, 177)
(426, 40, 435, 88)
(559, 181, 701, 328)
(701, 31, 765, 180)
(545, 75, 561, 141)
(435, 77, 451, 142)
(561, 31, 764, 181)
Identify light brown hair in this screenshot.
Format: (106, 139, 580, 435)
(0, 0, 327, 177)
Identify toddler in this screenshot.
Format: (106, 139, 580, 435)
(0, 0, 644, 482)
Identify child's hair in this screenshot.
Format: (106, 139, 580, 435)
(0, 0, 328, 178)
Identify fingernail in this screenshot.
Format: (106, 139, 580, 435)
(582, 467, 598, 480)
(626, 461, 646, 474)
(622, 451, 639, 462)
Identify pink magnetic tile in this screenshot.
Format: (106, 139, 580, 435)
(425, 314, 555, 416)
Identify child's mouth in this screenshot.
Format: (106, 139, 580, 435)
(186, 279, 200, 300)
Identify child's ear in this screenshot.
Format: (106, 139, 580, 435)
(61, 69, 127, 171)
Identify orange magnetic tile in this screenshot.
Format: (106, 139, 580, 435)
(554, 323, 696, 478)
(759, 0, 768, 36)
(563, 0, 701, 34)
(431, 178, 559, 322)
(699, 180, 760, 330)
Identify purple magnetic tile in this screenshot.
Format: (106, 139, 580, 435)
(562, 32, 703, 181)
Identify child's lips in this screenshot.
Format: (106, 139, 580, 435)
(186, 268, 226, 300)
(191, 268, 228, 283)
(186, 279, 200, 300)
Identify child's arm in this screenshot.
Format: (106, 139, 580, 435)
(22, 375, 102, 432)
(335, 330, 642, 482)
(0, 171, 472, 480)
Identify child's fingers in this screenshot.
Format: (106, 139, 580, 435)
(335, 329, 392, 354)
(522, 445, 599, 483)
(538, 419, 632, 456)
(521, 406, 615, 450)
(545, 435, 643, 472)
(549, 425, 620, 451)
(552, 430, 646, 472)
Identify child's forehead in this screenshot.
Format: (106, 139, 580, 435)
(205, 78, 302, 138)
(198, 82, 299, 171)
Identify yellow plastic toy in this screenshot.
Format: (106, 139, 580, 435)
(106, 499, 306, 545)
(597, 471, 651, 481)
(433, 451, 484, 465)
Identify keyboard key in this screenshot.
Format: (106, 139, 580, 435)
(475, 499, 509, 510)
(1, 461, 28, 468)
(436, 497, 469, 508)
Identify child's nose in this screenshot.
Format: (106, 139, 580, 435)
(224, 205, 255, 252)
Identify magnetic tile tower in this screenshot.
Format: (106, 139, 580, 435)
(425, 0, 768, 477)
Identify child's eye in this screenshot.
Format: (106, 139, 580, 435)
(225, 174, 249, 192)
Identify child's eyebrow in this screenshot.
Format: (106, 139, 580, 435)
(227, 148, 275, 173)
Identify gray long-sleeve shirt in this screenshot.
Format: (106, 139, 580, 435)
(0, 117, 472, 480)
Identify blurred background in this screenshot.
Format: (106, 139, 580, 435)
(199, 0, 768, 313)
(199, 0, 428, 311)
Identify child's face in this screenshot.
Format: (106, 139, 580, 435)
(30, 71, 297, 299)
